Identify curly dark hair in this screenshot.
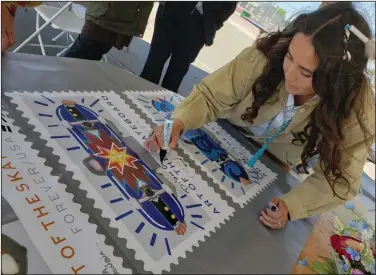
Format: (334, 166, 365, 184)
(241, 2, 373, 198)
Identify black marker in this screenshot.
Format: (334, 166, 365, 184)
(160, 119, 173, 163)
(159, 149, 167, 163)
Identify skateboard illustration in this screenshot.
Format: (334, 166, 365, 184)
(151, 97, 176, 114)
(151, 98, 252, 186)
(56, 100, 187, 235)
(181, 129, 252, 185)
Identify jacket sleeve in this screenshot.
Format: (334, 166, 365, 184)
(280, 112, 375, 221)
(172, 45, 266, 131)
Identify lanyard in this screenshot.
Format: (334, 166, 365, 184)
(247, 116, 292, 167)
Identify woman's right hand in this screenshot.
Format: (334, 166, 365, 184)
(144, 119, 185, 153)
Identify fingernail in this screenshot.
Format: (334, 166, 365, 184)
(260, 216, 263, 220)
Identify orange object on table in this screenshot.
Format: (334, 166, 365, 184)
(290, 212, 334, 274)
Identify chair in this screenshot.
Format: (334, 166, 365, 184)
(13, 2, 108, 62)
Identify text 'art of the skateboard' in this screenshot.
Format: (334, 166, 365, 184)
(125, 90, 277, 207)
(7, 91, 235, 274)
(1, 110, 130, 274)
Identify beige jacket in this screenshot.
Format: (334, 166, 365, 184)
(172, 45, 375, 221)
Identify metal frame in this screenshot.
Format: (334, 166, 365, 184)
(13, 2, 108, 62)
(13, 2, 73, 53)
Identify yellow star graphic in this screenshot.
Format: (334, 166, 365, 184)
(94, 143, 138, 173)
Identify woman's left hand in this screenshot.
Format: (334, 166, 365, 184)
(260, 198, 289, 230)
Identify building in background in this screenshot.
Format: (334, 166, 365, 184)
(236, 2, 287, 32)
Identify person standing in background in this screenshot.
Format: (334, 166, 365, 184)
(140, 2, 237, 93)
(64, 2, 153, 60)
(1, 1, 153, 58)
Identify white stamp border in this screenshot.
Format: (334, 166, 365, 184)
(1, 109, 132, 274)
(7, 90, 235, 274)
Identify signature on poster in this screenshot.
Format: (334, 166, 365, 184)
(96, 243, 119, 275)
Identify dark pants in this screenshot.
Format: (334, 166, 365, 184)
(140, 4, 206, 93)
(64, 34, 112, 61)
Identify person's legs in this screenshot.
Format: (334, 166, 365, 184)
(64, 34, 112, 61)
(161, 13, 205, 93)
(140, 5, 175, 85)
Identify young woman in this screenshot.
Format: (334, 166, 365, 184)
(145, 2, 375, 229)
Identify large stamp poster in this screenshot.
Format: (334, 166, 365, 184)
(126, 90, 277, 207)
(7, 91, 235, 274)
(1, 111, 130, 274)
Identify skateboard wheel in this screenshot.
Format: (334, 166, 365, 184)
(144, 187, 155, 197)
